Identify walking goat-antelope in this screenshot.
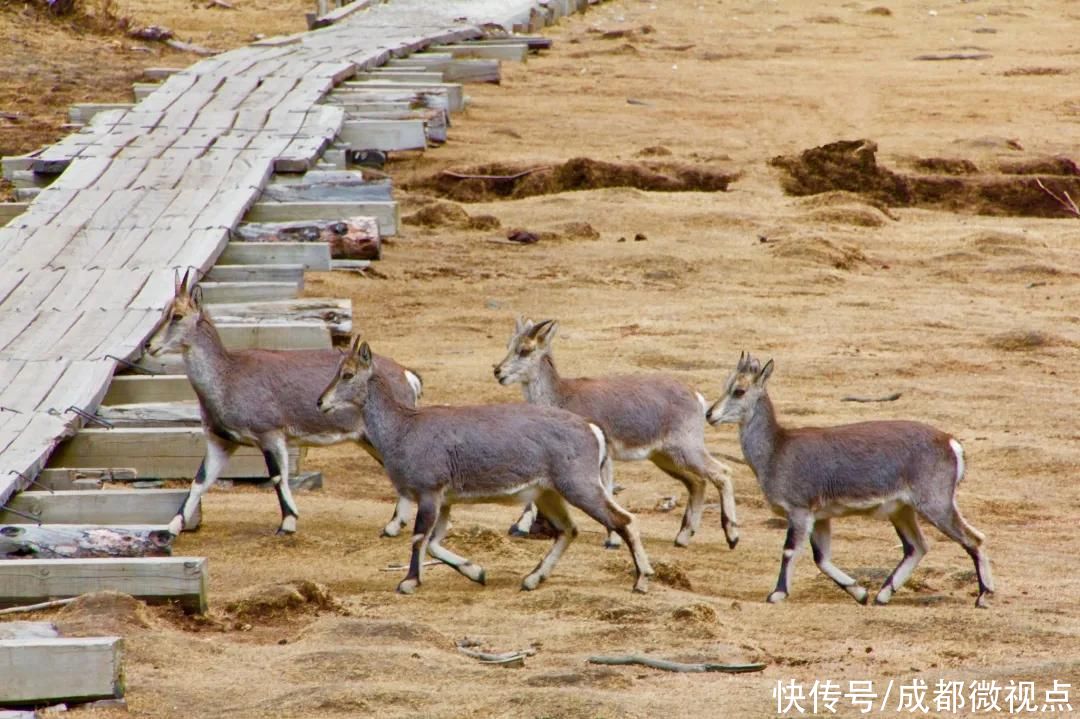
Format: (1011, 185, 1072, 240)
(145, 271, 423, 536)
(494, 318, 739, 549)
(317, 338, 655, 594)
(707, 352, 994, 608)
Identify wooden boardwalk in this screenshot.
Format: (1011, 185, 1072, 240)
(0, 0, 567, 506)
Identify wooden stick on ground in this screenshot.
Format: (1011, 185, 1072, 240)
(0, 597, 78, 616)
(587, 655, 766, 674)
(440, 166, 551, 181)
(456, 638, 538, 666)
(840, 392, 902, 403)
(1035, 178, 1080, 218)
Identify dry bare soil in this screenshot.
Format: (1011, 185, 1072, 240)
(3, 1, 1080, 717)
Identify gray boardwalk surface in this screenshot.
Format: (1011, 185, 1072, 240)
(0, 0, 553, 504)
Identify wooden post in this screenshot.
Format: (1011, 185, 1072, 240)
(0, 490, 199, 529)
(0, 637, 123, 703)
(197, 281, 300, 304)
(0, 525, 174, 559)
(246, 201, 396, 237)
(219, 241, 332, 270)
(0, 557, 208, 613)
(48, 427, 300, 479)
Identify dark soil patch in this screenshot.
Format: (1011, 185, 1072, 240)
(770, 139, 1080, 217)
(410, 157, 738, 203)
(986, 330, 1059, 351)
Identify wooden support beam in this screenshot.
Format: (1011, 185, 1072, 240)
(246, 200, 398, 237)
(326, 88, 453, 113)
(35, 468, 138, 491)
(0, 489, 199, 529)
(340, 81, 464, 112)
(235, 217, 381, 261)
(0, 201, 28, 227)
(337, 118, 427, 152)
(0, 637, 123, 704)
(207, 298, 352, 337)
(0, 557, 209, 613)
(387, 53, 454, 71)
(103, 375, 195, 405)
(142, 67, 183, 80)
(216, 322, 332, 350)
(429, 43, 528, 62)
(132, 82, 158, 101)
(48, 427, 300, 480)
(359, 70, 446, 83)
(443, 59, 501, 84)
(204, 263, 305, 285)
(0, 525, 174, 559)
(68, 103, 134, 124)
(197, 281, 300, 304)
(95, 402, 200, 428)
(218, 241, 331, 270)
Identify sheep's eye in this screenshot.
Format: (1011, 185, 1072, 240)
(341, 372, 355, 381)
(519, 346, 533, 356)
(732, 388, 746, 398)
(170, 313, 183, 322)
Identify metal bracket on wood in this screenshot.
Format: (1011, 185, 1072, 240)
(0, 502, 42, 526)
(105, 355, 163, 376)
(8, 469, 53, 494)
(62, 406, 114, 430)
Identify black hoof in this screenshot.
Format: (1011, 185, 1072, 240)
(727, 536, 740, 550)
(508, 527, 530, 538)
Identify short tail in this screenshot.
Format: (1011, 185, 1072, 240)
(404, 369, 423, 403)
(588, 423, 608, 468)
(949, 438, 966, 484)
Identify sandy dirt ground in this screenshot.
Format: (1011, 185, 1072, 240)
(3, 1, 1080, 717)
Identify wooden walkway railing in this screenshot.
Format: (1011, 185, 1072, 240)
(0, 0, 564, 507)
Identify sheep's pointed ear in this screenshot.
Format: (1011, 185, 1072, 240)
(175, 269, 188, 297)
(736, 351, 748, 372)
(349, 334, 364, 356)
(515, 315, 527, 333)
(756, 359, 774, 386)
(358, 341, 373, 367)
(190, 285, 204, 309)
(533, 319, 558, 345)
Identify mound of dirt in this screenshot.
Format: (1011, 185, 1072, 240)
(771, 237, 868, 270)
(804, 205, 889, 227)
(54, 591, 158, 637)
(986, 330, 1058, 351)
(225, 580, 339, 622)
(771, 139, 1080, 216)
(401, 200, 502, 231)
(965, 230, 1041, 255)
(411, 158, 738, 203)
(671, 601, 719, 624)
(652, 561, 692, 591)
(912, 157, 979, 175)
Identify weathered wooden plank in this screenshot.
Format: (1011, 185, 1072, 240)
(340, 81, 464, 112)
(204, 263, 305, 285)
(0, 490, 198, 529)
(0, 556, 208, 613)
(235, 217, 381, 260)
(443, 58, 501, 84)
(102, 375, 195, 405)
(0, 525, 173, 559)
(246, 200, 397, 236)
(95, 402, 201, 428)
(360, 70, 447, 83)
(35, 468, 138, 490)
(338, 118, 427, 152)
(68, 103, 135, 124)
(429, 43, 528, 62)
(219, 243, 328, 272)
(48, 427, 299, 479)
(0, 637, 123, 704)
(197, 281, 299, 304)
(216, 322, 332, 350)
(207, 298, 352, 336)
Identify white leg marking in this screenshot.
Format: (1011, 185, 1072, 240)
(588, 423, 608, 468)
(383, 494, 413, 537)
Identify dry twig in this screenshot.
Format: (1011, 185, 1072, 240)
(1035, 178, 1080, 218)
(0, 596, 78, 616)
(841, 392, 902, 403)
(456, 638, 539, 667)
(440, 166, 551, 182)
(587, 654, 766, 673)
